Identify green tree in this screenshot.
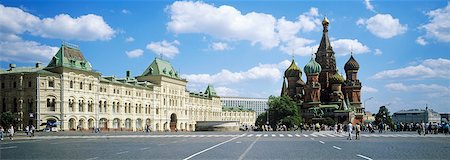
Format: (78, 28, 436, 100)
(255, 112, 267, 127)
(375, 106, 393, 126)
(0, 111, 20, 128)
(267, 95, 301, 129)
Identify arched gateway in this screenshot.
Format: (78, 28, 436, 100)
(170, 113, 177, 132)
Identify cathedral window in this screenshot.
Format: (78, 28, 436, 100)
(48, 80, 54, 87)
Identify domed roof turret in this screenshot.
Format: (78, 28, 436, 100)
(304, 58, 322, 75)
(284, 58, 302, 77)
(344, 55, 360, 71)
(329, 72, 344, 84)
(322, 16, 330, 26)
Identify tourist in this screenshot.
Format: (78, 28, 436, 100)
(421, 122, 426, 136)
(31, 125, 36, 136)
(334, 124, 338, 134)
(8, 126, 14, 140)
(25, 125, 30, 136)
(356, 123, 361, 140)
(347, 122, 353, 140)
(0, 126, 4, 141)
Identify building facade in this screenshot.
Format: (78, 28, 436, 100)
(281, 17, 364, 124)
(0, 43, 250, 131)
(220, 97, 268, 116)
(393, 109, 441, 124)
(221, 107, 256, 126)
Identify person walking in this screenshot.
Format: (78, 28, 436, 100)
(347, 122, 353, 140)
(356, 123, 361, 140)
(31, 125, 36, 137)
(0, 126, 4, 141)
(25, 125, 30, 136)
(8, 126, 14, 140)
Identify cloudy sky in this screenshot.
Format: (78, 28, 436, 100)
(0, 0, 449, 113)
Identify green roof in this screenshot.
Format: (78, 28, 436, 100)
(46, 43, 93, 71)
(141, 58, 180, 79)
(304, 57, 322, 75)
(204, 84, 218, 97)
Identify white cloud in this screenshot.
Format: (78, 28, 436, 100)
(372, 58, 450, 79)
(385, 83, 450, 98)
(167, 1, 322, 52)
(362, 86, 378, 93)
(146, 40, 180, 58)
(419, 4, 450, 43)
(125, 37, 135, 42)
(167, 1, 279, 49)
(125, 49, 144, 58)
(330, 39, 370, 56)
(182, 60, 291, 85)
(0, 40, 58, 62)
(0, 4, 115, 41)
(357, 14, 407, 39)
(210, 42, 231, 51)
(279, 37, 316, 56)
(215, 87, 240, 96)
(364, 0, 376, 12)
(374, 48, 382, 55)
(416, 36, 428, 45)
(121, 9, 131, 14)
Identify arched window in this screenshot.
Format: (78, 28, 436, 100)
(69, 99, 74, 112)
(112, 102, 116, 113)
(78, 100, 84, 112)
(103, 101, 107, 113)
(88, 101, 93, 112)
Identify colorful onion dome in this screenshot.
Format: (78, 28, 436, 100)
(344, 55, 360, 71)
(304, 57, 322, 75)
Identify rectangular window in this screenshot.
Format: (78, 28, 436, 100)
(48, 80, 54, 87)
(70, 81, 73, 88)
(28, 81, 32, 88)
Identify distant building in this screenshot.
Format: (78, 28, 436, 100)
(220, 97, 268, 116)
(392, 109, 441, 124)
(221, 106, 256, 126)
(363, 111, 375, 123)
(440, 113, 450, 123)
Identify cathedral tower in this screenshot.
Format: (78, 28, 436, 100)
(315, 17, 337, 102)
(343, 54, 362, 110)
(284, 58, 305, 102)
(303, 57, 322, 108)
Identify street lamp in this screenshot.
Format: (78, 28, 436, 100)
(266, 109, 269, 125)
(364, 97, 374, 109)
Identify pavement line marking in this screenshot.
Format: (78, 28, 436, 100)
(319, 134, 326, 137)
(116, 151, 129, 155)
(310, 138, 315, 140)
(303, 134, 309, 137)
(238, 136, 261, 160)
(263, 134, 268, 137)
(279, 134, 284, 137)
(140, 147, 149, 150)
(356, 154, 373, 160)
(256, 134, 262, 137)
(247, 134, 253, 137)
(326, 134, 335, 137)
(319, 141, 325, 144)
(332, 146, 342, 150)
(295, 134, 300, 137)
(86, 157, 98, 160)
(271, 134, 276, 137)
(183, 135, 243, 160)
(0, 146, 18, 150)
(287, 134, 293, 137)
(311, 134, 318, 137)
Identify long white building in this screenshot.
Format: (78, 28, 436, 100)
(221, 97, 268, 116)
(0, 43, 253, 132)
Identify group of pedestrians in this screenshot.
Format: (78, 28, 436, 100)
(346, 122, 362, 140)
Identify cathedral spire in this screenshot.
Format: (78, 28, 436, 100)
(318, 16, 332, 52)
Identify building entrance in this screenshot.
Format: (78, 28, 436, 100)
(170, 113, 177, 132)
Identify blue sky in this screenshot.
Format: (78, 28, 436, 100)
(0, 0, 449, 113)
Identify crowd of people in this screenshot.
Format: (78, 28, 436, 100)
(0, 124, 36, 141)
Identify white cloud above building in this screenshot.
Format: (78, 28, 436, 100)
(125, 49, 144, 58)
(146, 40, 180, 58)
(372, 58, 450, 79)
(357, 14, 407, 39)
